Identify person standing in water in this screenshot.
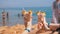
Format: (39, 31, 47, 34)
(18, 13, 20, 18)
(2, 11, 6, 26)
(7, 12, 9, 20)
(6, 12, 10, 25)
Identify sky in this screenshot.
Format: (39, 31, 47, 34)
(0, 0, 55, 8)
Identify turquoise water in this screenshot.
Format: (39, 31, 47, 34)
(0, 7, 52, 26)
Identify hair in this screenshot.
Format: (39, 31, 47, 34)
(36, 11, 41, 15)
(36, 11, 39, 14)
(28, 10, 32, 15)
(41, 12, 46, 16)
(22, 11, 26, 15)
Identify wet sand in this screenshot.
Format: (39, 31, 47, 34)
(0, 24, 59, 34)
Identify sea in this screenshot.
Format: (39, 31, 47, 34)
(0, 7, 52, 26)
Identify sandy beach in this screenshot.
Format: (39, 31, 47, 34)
(0, 24, 59, 34)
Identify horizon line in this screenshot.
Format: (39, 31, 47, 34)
(0, 6, 52, 8)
